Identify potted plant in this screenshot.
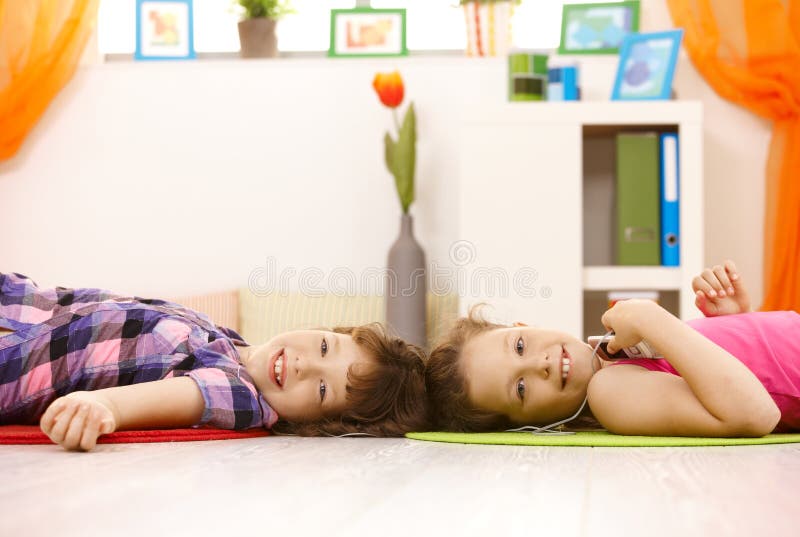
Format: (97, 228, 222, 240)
(236, 0, 293, 58)
(460, 0, 519, 56)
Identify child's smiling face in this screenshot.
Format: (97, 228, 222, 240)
(461, 326, 601, 426)
(242, 330, 373, 423)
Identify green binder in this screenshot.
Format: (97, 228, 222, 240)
(616, 133, 661, 265)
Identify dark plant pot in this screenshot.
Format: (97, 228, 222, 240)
(238, 18, 278, 58)
(386, 213, 427, 349)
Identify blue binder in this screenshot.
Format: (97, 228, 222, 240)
(660, 133, 680, 266)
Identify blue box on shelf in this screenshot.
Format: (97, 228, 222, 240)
(548, 66, 579, 101)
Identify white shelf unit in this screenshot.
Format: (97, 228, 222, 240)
(458, 101, 704, 337)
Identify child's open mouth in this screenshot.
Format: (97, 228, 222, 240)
(561, 346, 571, 390)
(270, 348, 287, 388)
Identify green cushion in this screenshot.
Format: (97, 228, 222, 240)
(406, 430, 800, 447)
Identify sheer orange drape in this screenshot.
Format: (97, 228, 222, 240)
(667, 0, 800, 311)
(0, 0, 99, 160)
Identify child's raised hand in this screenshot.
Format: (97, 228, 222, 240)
(600, 299, 658, 354)
(692, 260, 752, 317)
(40, 392, 117, 451)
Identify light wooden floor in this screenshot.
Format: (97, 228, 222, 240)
(1, 437, 798, 537)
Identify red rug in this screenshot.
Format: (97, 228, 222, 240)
(0, 425, 269, 445)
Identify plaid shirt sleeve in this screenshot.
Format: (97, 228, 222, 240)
(183, 339, 278, 430)
(0, 272, 125, 332)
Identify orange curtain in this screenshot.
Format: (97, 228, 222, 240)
(0, 0, 99, 160)
(668, 0, 800, 311)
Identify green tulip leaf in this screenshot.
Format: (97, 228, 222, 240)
(384, 132, 397, 180)
(394, 103, 416, 213)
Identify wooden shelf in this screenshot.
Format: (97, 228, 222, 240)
(583, 266, 683, 291)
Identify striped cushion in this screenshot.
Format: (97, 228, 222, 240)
(167, 290, 240, 332)
(426, 292, 460, 346)
(239, 290, 458, 348)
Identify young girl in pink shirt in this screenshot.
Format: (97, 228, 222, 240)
(426, 260, 798, 437)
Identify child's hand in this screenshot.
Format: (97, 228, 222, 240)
(692, 260, 752, 317)
(600, 299, 660, 354)
(40, 392, 117, 451)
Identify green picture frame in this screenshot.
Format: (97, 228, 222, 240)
(328, 8, 408, 58)
(558, 1, 640, 55)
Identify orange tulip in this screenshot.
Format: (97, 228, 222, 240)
(372, 71, 404, 108)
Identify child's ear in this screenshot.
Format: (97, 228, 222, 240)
(513, 322, 528, 327)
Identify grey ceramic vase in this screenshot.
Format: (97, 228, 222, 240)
(386, 213, 427, 349)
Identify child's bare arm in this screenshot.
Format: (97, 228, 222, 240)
(600, 300, 780, 436)
(40, 377, 205, 451)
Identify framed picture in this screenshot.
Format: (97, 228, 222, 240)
(135, 0, 195, 60)
(558, 1, 640, 55)
(611, 29, 684, 101)
(329, 8, 407, 58)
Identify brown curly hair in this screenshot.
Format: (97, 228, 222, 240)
(270, 323, 429, 437)
(425, 305, 603, 433)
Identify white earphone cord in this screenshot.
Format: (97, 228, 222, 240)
(505, 330, 614, 435)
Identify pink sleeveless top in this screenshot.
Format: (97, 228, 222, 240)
(609, 311, 800, 433)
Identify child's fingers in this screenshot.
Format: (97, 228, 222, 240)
(101, 420, 115, 436)
(695, 291, 718, 316)
(605, 336, 618, 355)
(700, 269, 722, 297)
(692, 276, 716, 297)
(725, 260, 746, 291)
(80, 411, 103, 451)
(40, 398, 66, 435)
(724, 259, 739, 279)
(712, 265, 733, 296)
(63, 403, 89, 450)
(48, 402, 79, 444)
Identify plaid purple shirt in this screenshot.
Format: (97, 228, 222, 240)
(0, 273, 277, 430)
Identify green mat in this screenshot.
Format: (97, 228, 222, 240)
(406, 431, 800, 447)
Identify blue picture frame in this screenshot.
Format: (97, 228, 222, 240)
(135, 0, 196, 61)
(611, 29, 683, 101)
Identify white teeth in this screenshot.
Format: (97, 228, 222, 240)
(562, 357, 570, 379)
(274, 355, 284, 386)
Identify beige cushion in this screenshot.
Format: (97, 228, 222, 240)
(239, 289, 458, 348)
(167, 290, 240, 332)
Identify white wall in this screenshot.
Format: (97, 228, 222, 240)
(0, 58, 507, 298)
(0, 0, 773, 306)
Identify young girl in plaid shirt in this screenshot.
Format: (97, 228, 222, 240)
(0, 272, 428, 450)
